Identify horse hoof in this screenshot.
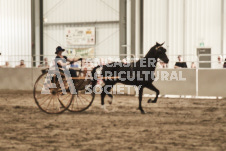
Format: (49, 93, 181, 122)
(141, 110, 146, 114)
(151, 100, 157, 103)
(108, 100, 112, 105)
(108, 97, 114, 105)
(147, 99, 152, 103)
(148, 99, 157, 103)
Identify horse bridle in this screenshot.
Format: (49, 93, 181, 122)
(155, 46, 162, 50)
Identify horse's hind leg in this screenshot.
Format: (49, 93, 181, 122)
(106, 84, 115, 104)
(100, 84, 113, 112)
(147, 84, 160, 103)
(101, 84, 114, 104)
(138, 86, 145, 114)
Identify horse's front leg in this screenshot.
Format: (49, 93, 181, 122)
(138, 86, 145, 114)
(147, 84, 160, 103)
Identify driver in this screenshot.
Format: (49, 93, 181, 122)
(55, 46, 82, 77)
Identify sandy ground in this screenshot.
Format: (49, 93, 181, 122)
(0, 93, 225, 151)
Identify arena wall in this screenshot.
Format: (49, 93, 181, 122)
(143, 69, 196, 96)
(198, 69, 226, 97)
(0, 68, 41, 92)
(0, 68, 225, 97)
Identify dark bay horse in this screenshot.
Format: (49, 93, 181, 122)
(91, 42, 169, 114)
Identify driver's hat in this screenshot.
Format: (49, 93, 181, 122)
(55, 46, 65, 54)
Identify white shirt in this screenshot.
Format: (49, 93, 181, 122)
(213, 62, 223, 69)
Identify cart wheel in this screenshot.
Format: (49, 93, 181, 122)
(33, 71, 74, 114)
(67, 82, 95, 112)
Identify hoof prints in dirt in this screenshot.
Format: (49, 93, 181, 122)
(0, 94, 225, 150)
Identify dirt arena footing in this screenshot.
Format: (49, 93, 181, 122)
(0, 94, 225, 151)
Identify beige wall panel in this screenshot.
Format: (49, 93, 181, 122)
(198, 69, 226, 97)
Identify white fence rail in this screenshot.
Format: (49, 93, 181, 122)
(0, 54, 226, 68)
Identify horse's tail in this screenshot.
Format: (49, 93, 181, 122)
(91, 65, 101, 87)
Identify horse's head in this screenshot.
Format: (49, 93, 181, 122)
(155, 42, 169, 64)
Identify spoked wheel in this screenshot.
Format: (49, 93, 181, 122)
(67, 81, 95, 112)
(33, 71, 74, 114)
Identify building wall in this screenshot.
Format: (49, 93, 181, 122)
(43, 0, 119, 23)
(143, 0, 167, 56)
(43, 0, 120, 59)
(44, 24, 119, 58)
(143, 0, 222, 68)
(185, 0, 221, 67)
(0, 0, 31, 67)
(224, 0, 226, 56)
(0, 0, 224, 68)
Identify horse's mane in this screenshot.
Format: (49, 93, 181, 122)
(144, 45, 158, 58)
